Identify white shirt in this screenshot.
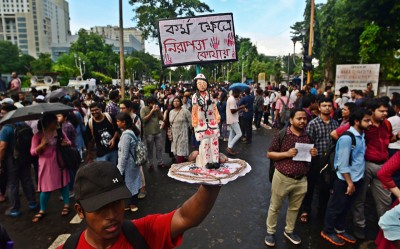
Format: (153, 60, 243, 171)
(226, 95, 239, 125)
(388, 115, 400, 149)
(263, 96, 270, 106)
(289, 89, 298, 105)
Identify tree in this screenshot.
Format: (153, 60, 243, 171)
(129, 0, 213, 40)
(30, 53, 54, 75)
(16, 54, 35, 75)
(0, 41, 20, 73)
(70, 29, 118, 76)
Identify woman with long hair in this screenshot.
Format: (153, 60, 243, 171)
(116, 112, 141, 212)
(30, 113, 71, 222)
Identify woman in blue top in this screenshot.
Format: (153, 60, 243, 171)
(116, 112, 141, 212)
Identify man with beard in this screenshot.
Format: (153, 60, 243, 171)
(352, 98, 400, 239)
(321, 108, 372, 246)
(264, 108, 317, 247)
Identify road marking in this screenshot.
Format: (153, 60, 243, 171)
(70, 214, 82, 224)
(48, 234, 70, 249)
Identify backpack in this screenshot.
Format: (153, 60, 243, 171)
(268, 128, 313, 182)
(88, 112, 113, 138)
(320, 131, 356, 188)
(126, 132, 147, 166)
(56, 128, 82, 171)
(11, 123, 34, 164)
(268, 128, 286, 182)
(62, 220, 149, 249)
(279, 97, 290, 125)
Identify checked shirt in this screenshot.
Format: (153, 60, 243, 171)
(306, 116, 339, 156)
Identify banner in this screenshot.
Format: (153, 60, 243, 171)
(335, 64, 380, 95)
(158, 13, 237, 67)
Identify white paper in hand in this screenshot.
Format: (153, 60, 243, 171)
(292, 143, 314, 162)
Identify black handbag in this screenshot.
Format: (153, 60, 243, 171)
(56, 128, 81, 171)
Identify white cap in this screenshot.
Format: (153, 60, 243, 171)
(36, 95, 45, 101)
(194, 73, 207, 81)
(0, 98, 14, 105)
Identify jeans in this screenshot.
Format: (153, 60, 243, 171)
(145, 132, 163, 166)
(301, 156, 330, 216)
(254, 110, 263, 128)
(323, 179, 363, 234)
(263, 110, 270, 125)
(96, 150, 118, 165)
(266, 170, 307, 234)
(227, 122, 242, 149)
(6, 158, 36, 211)
(353, 161, 392, 229)
(242, 117, 253, 142)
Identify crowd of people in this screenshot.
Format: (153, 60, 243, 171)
(264, 81, 400, 249)
(0, 70, 399, 248)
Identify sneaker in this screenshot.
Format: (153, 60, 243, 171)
(5, 209, 21, 218)
(284, 231, 301, 245)
(353, 226, 365, 240)
(28, 203, 38, 210)
(264, 233, 275, 247)
(138, 191, 147, 199)
(320, 231, 345, 246)
(335, 230, 356, 244)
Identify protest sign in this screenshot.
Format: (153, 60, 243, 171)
(158, 13, 237, 67)
(335, 64, 380, 95)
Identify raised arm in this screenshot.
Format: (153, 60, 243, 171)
(170, 185, 221, 239)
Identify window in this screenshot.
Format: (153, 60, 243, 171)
(18, 28, 27, 32)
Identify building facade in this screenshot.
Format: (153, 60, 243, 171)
(0, 0, 70, 58)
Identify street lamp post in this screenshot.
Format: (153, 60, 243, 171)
(241, 52, 248, 83)
(300, 28, 307, 88)
(74, 54, 86, 79)
(115, 63, 120, 84)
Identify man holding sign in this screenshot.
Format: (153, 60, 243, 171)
(265, 108, 317, 247)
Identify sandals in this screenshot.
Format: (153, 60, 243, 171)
(61, 206, 70, 216)
(32, 212, 45, 223)
(300, 213, 309, 224)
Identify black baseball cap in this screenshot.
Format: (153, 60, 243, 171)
(74, 161, 131, 212)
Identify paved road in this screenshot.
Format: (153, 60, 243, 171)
(0, 128, 379, 248)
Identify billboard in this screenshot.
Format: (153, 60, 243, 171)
(158, 13, 238, 67)
(335, 64, 380, 95)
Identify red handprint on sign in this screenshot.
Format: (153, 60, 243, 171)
(210, 36, 220, 50)
(224, 32, 235, 47)
(164, 54, 172, 65)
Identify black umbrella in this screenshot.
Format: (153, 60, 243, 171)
(44, 88, 67, 101)
(0, 103, 74, 124)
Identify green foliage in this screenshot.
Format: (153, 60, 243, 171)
(0, 41, 20, 73)
(17, 54, 35, 75)
(359, 23, 380, 63)
(292, 0, 400, 82)
(130, 0, 213, 40)
(142, 84, 157, 97)
(30, 53, 54, 74)
(92, 71, 112, 84)
(70, 29, 117, 76)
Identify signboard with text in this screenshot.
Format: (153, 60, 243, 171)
(157, 13, 237, 67)
(335, 64, 380, 95)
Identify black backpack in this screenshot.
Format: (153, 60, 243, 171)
(10, 123, 34, 164)
(320, 131, 356, 188)
(63, 220, 149, 249)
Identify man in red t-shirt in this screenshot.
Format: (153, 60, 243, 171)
(352, 98, 400, 239)
(59, 161, 221, 248)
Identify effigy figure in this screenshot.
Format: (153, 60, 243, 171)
(191, 74, 221, 169)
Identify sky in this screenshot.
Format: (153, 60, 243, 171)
(68, 0, 326, 57)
